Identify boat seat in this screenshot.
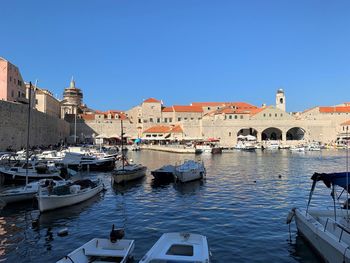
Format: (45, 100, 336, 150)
(83, 246, 126, 258)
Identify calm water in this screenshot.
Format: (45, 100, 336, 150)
(1, 150, 349, 262)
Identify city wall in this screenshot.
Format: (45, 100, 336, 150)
(0, 100, 70, 151)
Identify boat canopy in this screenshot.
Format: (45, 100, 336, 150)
(312, 172, 350, 190)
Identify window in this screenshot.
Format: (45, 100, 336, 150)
(240, 115, 243, 119)
(35, 99, 38, 105)
(280, 114, 283, 117)
(150, 118, 153, 122)
(207, 107, 211, 110)
(10, 76, 12, 82)
(263, 113, 266, 117)
(184, 117, 188, 121)
(269, 113, 272, 117)
(169, 118, 172, 122)
(228, 115, 231, 119)
(157, 118, 160, 123)
(190, 118, 194, 120)
(229, 132, 231, 137)
(234, 115, 237, 119)
(178, 117, 181, 121)
(138, 119, 142, 123)
(143, 119, 148, 123)
(275, 113, 277, 117)
(18, 91, 20, 97)
(164, 118, 168, 123)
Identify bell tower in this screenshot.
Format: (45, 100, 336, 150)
(276, 89, 286, 112)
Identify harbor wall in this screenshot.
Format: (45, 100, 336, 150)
(0, 100, 70, 151)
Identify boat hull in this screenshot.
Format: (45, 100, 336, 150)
(0, 189, 37, 204)
(38, 183, 104, 212)
(295, 209, 350, 263)
(112, 166, 147, 184)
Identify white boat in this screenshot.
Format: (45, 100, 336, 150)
(264, 141, 280, 150)
(0, 181, 39, 205)
(56, 237, 135, 263)
(0, 179, 66, 206)
(0, 162, 64, 185)
(37, 178, 104, 212)
(112, 163, 147, 184)
(174, 160, 206, 183)
(139, 232, 210, 263)
(287, 172, 350, 263)
(290, 146, 305, 152)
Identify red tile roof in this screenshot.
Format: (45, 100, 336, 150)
(191, 102, 257, 109)
(319, 106, 350, 113)
(172, 105, 203, 113)
(249, 107, 266, 116)
(79, 114, 95, 120)
(162, 107, 174, 112)
(144, 98, 161, 103)
(143, 125, 183, 134)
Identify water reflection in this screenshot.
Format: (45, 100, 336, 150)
(173, 180, 204, 196)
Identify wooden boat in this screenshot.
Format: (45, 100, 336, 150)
(37, 178, 104, 212)
(112, 163, 147, 184)
(174, 160, 206, 183)
(56, 237, 134, 263)
(287, 172, 350, 263)
(139, 232, 210, 263)
(151, 165, 175, 182)
(111, 120, 147, 184)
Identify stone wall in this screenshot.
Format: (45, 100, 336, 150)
(0, 100, 70, 151)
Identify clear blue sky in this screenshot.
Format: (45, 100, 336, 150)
(1, 1, 350, 112)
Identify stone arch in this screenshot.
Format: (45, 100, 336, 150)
(261, 127, 282, 141)
(286, 127, 305, 140)
(237, 127, 258, 137)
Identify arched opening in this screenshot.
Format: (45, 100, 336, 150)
(286, 127, 305, 140)
(237, 128, 258, 137)
(261, 127, 282, 141)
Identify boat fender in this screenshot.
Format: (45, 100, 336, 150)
(286, 208, 296, 224)
(57, 228, 69, 237)
(110, 224, 125, 242)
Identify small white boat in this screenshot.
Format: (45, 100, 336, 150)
(37, 178, 104, 212)
(290, 146, 305, 152)
(0, 179, 66, 206)
(56, 237, 135, 263)
(112, 163, 147, 184)
(139, 232, 210, 263)
(174, 160, 206, 183)
(0, 181, 39, 205)
(287, 172, 350, 263)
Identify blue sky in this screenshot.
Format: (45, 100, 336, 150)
(1, 1, 350, 112)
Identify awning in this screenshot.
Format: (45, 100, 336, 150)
(312, 172, 350, 190)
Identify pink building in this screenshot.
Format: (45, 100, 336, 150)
(0, 57, 27, 103)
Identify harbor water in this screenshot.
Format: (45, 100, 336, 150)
(1, 149, 349, 262)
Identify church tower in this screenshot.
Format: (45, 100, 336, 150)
(60, 77, 83, 118)
(276, 89, 286, 112)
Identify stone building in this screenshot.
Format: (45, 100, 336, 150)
(61, 78, 83, 117)
(0, 57, 27, 104)
(33, 87, 61, 118)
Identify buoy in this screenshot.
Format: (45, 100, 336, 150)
(57, 228, 69, 237)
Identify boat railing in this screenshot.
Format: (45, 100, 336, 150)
(324, 217, 350, 243)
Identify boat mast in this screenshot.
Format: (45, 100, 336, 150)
(25, 82, 33, 187)
(346, 126, 349, 217)
(121, 119, 124, 170)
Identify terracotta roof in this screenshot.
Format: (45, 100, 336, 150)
(144, 98, 161, 103)
(319, 106, 350, 113)
(79, 114, 95, 121)
(249, 107, 266, 116)
(172, 105, 203, 113)
(162, 107, 174, 112)
(191, 101, 257, 109)
(341, 120, 350, 126)
(143, 125, 183, 134)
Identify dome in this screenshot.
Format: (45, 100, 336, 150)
(277, 88, 284, 94)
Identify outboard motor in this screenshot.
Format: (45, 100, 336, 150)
(110, 224, 124, 243)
